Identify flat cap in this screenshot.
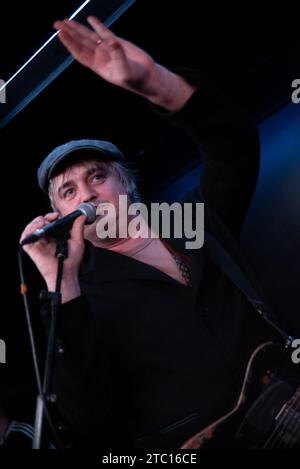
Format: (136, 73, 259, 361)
(38, 139, 125, 193)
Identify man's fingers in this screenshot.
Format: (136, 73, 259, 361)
(44, 212, 60, 222)
(20, 217, 45, 244)
(64, 19, 99, 43)
(58, 30, 92, 59)
(87, 16, 115, 41)
(54, 17, 128, 70)
(27, 216, 46, 230)
(20, 214, 59, 244)
(105, 39, 127, 63)
(71, 215, 86, 243)
(54, 19, 99, 44)
(57, 29, 94, 57)
(54, 21, 96, 53)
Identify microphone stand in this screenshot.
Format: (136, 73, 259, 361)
(32, 238, 68, 449)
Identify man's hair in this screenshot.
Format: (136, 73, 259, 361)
(110, 160, 141, 203)
(48, 158, 141, 210)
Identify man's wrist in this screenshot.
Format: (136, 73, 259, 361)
(45, 273, 81, 304)
(145, 64, 197, 112)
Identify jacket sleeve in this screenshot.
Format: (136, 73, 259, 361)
(153, 71, 260, 237)
(41, 295, 112, 447)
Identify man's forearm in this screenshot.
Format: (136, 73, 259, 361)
(137, 63, 197, 112)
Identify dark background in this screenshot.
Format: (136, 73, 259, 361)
(0, 0, 300, 422)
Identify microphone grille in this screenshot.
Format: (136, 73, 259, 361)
(78, 203, 97, 224)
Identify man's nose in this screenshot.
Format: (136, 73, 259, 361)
(80, 184, 98, 203)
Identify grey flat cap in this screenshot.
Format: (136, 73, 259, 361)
(38, 139, 125, 193)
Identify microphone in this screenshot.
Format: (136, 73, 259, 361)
(21, 202, 96, 246)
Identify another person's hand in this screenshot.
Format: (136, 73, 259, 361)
(20, 213, 86, 302)
(54, 16, 196, 111)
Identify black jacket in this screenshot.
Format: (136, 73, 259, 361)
(48, 76, 281, 449)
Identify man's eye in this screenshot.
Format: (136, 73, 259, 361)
(92, 173, 105, 182)
(64, 188, 74, 198)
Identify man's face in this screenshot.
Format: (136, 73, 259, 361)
(50, 159, 128, 242)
